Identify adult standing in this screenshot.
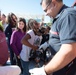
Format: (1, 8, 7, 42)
(5, 13, 17, 65)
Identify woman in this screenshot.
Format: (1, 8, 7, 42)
(5, 13, 17, 65)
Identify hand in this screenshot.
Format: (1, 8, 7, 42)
(29, 66, 46, 75)
(32, 45, 39, 50)
(39, 42, 49, 50)
(17, 55, 20, 59)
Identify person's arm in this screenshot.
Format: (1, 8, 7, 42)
(5, 26, 9, 37)
(10, 31, 19, 56)
(21, 33, 38, 50)
(44, 43, 76, 74)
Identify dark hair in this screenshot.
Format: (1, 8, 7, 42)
(17, 18, 26, 32)
(40, 0, 63, 5)
(40, 0, 51, 5)
(27, 19, 38, 30)
(2, 14, 6, 18)
(7, 13, 17, 27)
(46, 26, 51, 30)
(39, 26, 46, 34)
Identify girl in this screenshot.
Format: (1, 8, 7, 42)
(10, 18, 26, 73)
(20, 19, 42, 75)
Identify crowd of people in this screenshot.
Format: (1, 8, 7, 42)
(0, 11, 51, 75)
(0, 14, 21, 75)
(0, 0, 76, 75)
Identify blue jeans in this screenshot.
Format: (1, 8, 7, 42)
(7, 37, 16, 65)
(20, 59, 29, 75)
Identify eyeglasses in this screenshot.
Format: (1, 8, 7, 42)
(44, 1, 52, 12)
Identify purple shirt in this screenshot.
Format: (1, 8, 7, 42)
(10, 30, 26, 56)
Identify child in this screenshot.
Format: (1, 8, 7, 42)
(10, 18, 26, 73)
(20, 19, 42, 75)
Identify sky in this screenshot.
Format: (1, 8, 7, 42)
(0, 0, 75, 22)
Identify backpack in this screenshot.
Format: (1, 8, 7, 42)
(0, 31, 8, 65)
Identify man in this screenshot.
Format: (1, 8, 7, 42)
(29, 0, 76, 75)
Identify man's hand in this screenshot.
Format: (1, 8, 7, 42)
(39, 42, 49, 50)
(29, 66, 46, 75)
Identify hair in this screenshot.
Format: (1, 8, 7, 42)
(27, 19, 38, 30)
(17, 18, 26, 32)
(39, 26, 46, 34)
(40, 0, 51, 5)
(2, 14, 6, 18)
(40, 0, 63, 5)
(46, 25, 51, 30)
(7, 13, 17, 27)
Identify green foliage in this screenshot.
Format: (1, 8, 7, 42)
(0, 21, 4, 32)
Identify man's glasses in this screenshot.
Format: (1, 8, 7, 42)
(44, 0, 52, 12)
